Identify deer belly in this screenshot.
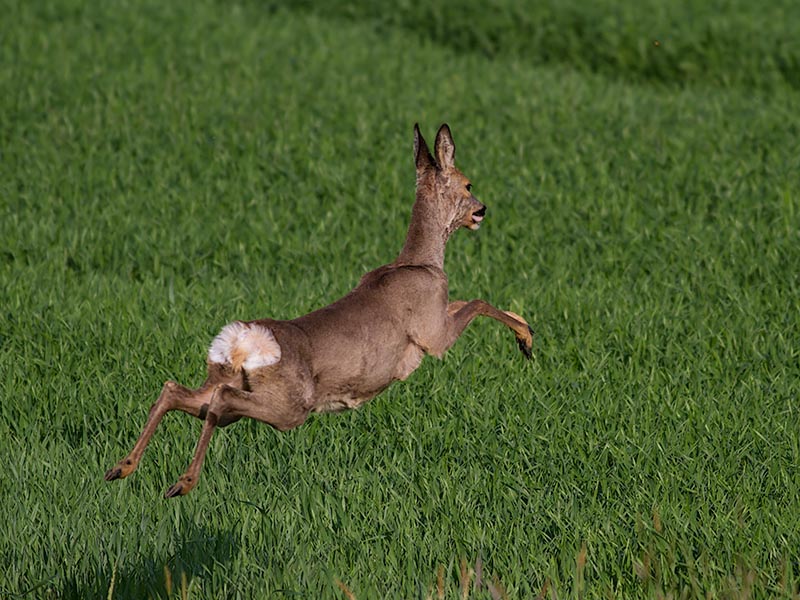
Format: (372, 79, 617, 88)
(394, 343, 425, 381)
(311, 385, 388, 413)
(310, 343, 425, 413)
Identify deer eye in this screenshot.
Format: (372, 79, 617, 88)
(466, 183, 472, 192)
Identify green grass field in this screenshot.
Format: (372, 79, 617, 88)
(1, 0, 799, 597)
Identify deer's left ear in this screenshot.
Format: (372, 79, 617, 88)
(434, 123, 455, 169)
(414, 123, 436, 172)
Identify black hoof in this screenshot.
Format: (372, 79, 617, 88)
(517, 325, 534, 360)
(165, 484, 183, 498)
(104, 467, 122, 481)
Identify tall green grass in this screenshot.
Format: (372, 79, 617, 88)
(1, 0, 798, 597)
(285, 0, 800, 90)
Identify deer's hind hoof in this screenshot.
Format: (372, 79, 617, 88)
(517, 325, 534, 360)
(104, 467, 122, 481)
(104, 459, 136, 481)
(165, 475, 196, 498)
(164, 484, 184, 498)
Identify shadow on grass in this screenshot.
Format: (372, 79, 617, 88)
(58, 521, 240, 600)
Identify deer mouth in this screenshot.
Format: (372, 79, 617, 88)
(469, 205, 486, 229)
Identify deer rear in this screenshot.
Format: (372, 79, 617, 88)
(104, 123, 534, 497)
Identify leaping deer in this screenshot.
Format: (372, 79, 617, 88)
(104, 124, 534, 497)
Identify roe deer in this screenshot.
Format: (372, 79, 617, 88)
(104, 123, 534, 497)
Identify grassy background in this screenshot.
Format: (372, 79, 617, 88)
(1, 0, 799, 597)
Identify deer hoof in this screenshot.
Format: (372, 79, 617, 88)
(517, 325, 534, 360)
(104, 458, 136, 481)
(164, 483, 184, 498)
(104, 467, 122, 481)
(165, 475, 196, 498)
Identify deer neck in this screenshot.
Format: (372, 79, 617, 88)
(396, 190, 449, 268)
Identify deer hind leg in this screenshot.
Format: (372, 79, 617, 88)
(104, 363, 240, 482)
(165, 382, 309, 498)
(441, 299, 534, 358)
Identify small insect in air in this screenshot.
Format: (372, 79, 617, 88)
(653, 39, 661, 47)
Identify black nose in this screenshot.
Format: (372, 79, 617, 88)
(473, 205, 486, 217)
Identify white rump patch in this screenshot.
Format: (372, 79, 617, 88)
(208, 322, 282, 371)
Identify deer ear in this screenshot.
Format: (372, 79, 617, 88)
(434, 123, 455, 169)
(414, 123, 435, 172)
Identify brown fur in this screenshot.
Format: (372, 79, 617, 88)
(104, 124, 534, 497)
(230, 346, 248, 372)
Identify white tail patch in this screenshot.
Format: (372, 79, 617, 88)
(208, 322, 281, 371)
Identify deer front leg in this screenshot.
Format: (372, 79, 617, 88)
(104, 381, 213, 482)
(502, 309, 535, 359)
(447, 300, 468, 317)
(164, 383, 309, 498)
(439, 299, 534, 358)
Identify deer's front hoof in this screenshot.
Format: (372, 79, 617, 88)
(516, 325, 534, 360)
(165, 475, 196, 498)
(517, 327, 533, 360)
(504, 310, 534, 359)
(104, 459, 136, 481)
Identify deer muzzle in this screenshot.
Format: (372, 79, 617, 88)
(469, 203, 486, 229)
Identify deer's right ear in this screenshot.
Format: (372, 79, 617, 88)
(414, 123, 435, 172)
